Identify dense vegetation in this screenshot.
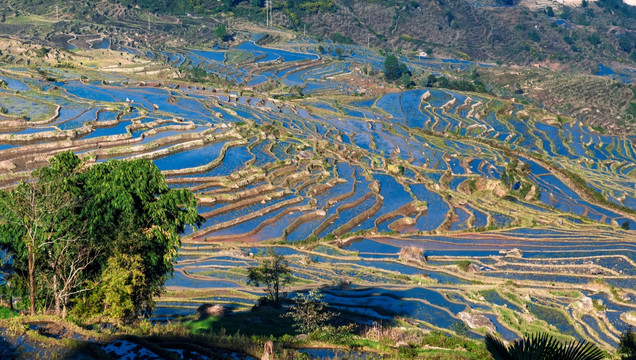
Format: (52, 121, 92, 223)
(383, 54, 404, 82)
(0, 152, 201, 323)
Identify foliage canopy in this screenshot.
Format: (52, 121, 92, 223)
(285, 288, 336, 334)
(0, 151, 201, 322)
(247, 249, 292, 306)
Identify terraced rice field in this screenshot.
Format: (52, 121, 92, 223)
(0, 37, 634, 349)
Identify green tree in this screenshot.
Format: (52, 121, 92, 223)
(38, 153, 102, 318)
(528, 30, 541, 42)
(425, 73, 438, 87)
(78, 157, 201, 318)
(0, 153, 82, 316)
(95, 254, 146, 324)
(0, 152, 200, 319)
(437, 76, 450, 88)
(401, 71, 412, 88)
(285, 289, 336, 334)
(587, 33, 600, 46)
(247, 250, 292, 306)
(485, 333, 604, 360)
(216, 23, 230, 41)
(290, 85, 303, 97)
(618, 34, 636, 54)
(384, 54, 402, 81)
(546, 6, 554, 17)
(334, 47, 344, 60)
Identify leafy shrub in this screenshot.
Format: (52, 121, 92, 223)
(384, 54, 403, 81)
(0, 306, 15, 319)
(309, 324, 356, 346)
(528, 30, 541, 42)
(456, 260, 471, 272)
(285, 289, 336, 334)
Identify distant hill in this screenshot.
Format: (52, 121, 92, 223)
(2, 0, 635, 73)
(27, 0, 636, 70)
(295, 0, 636, 74)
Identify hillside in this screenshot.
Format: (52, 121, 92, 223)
(2, 0, 636, 70)
(301, 0, 636, 70)
(0, 0, 635, 132)
(0, 1, 634, 360)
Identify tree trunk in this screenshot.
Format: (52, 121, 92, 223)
(28, 248, 35, 316)
(53, 274, 60, 316)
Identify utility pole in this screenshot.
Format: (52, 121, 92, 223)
(304, 24, 306, 38)
(148, 16, 150, 31)
(55, 5, 59, 21)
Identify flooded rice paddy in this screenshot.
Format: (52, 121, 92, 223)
(0, 38, 634, 349)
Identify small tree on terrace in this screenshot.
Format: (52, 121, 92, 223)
(384, 54, 402, 82)
(286, 288, 337, 334)
(247, 249, 292, 306)
(401, 71, 412, 88)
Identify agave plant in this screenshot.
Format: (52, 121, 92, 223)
(485, 333, 605, 360)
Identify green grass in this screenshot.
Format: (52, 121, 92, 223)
(420, 331, 490, 359)
(5, 15, 56, 25)
(0, 306, 16, 319)
(186, 308, 296, 337)
(549, 290, 580, 298)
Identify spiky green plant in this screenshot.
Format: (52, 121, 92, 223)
(485, 333, 605, 360)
